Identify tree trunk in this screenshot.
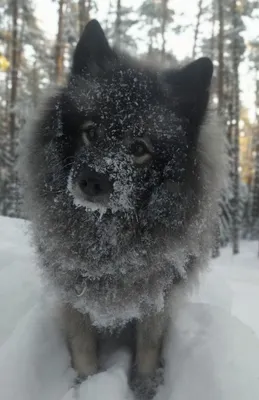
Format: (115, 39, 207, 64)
(210, 0, 216, 61)
(212, 0, 224, 258)
(55, 0, 65, 84)
(10, 0, 19, 159)
(251, 77, 259, 239)
(78, 0, 91, 36)
(161, 0, 168, 62)
(212, 220, 221, 258)
(4, 37, 11, 123)
(114, 0, 121, 48)
(217, 0, 224, 115)
(104, 0, 113, 33)
(32, 61, 38, 108)
(192, 0, 203, 59)
(4, 0, 20, 218)
(252, 128, 259, 235)
(232, 0, 240, 254)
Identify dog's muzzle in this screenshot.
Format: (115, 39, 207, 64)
(77, 166, 113, 203)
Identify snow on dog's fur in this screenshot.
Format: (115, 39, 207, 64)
(19, 19, 226, 394)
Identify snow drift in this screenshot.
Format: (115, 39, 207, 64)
(0, 216, 259, 399)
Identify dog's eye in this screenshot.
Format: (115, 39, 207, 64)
(131, 140, 148, 157)
(130, 140, 152, 165)
(81, 121, 98, 145)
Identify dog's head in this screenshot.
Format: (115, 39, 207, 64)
(40, 20, 213, 235)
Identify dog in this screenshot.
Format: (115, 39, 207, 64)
(19, 19, 225, 397)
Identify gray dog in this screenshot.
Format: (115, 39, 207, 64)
(19, 19, 225, 397)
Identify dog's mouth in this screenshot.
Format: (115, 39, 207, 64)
(80, 192, 110, 210)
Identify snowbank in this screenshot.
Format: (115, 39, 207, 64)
(0, 216, 259, 399)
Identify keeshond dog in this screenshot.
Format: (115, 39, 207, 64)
(19, 19, 225, 398)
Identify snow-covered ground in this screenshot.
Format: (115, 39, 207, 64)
(0, 216, 259, 400)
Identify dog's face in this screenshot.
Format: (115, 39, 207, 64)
(43, 20, 213, 240)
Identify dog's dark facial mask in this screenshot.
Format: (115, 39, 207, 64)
(54, 20, 213, 233)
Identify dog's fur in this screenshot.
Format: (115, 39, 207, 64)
(19, 20, 225, 388)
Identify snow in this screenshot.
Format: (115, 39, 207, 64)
(0, 216, 259, 400)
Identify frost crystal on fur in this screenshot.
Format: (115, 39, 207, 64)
(18, 22, 226, 328)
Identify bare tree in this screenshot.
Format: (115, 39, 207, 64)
(78, 0, 91, 36)
(4, 25, 11, 123)
(104, 0, 113, 33)
(217, 0, 224, 115)
(114, 0, 121, 48)
(210, 0, 216, 61)
(212, 0, 225, 258)
(232, 0, 240, 254)
(192, 0, 203, 59)
(32, 61, 39, 109)
(161, 0, 168, 61)
(10, 0, 19, 158)
(55, 0, 66, 84)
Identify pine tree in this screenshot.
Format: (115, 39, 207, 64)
(161, 0, 168, 61)
(251, 126, 259, 238)
(114, 0, 122, 48)
(232, 0, 241, 254)
(212, 0, 224, 257)
(55, 0, 66, 84)
(249, 40, 259, 238)
(217, 0, 224, 114)
(0, 0, 55, 217)
(78, 0, 91, 36)
(210, 0, 216, 61)
(138, 0, 176, 64)
(2, 0, 19, 218)
(104, 0, 137, 53)
(192, 0, 203, 59)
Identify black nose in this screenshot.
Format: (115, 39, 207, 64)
(78, 168, 112, 198)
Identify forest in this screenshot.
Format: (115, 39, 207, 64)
(0, 0, 259, 256)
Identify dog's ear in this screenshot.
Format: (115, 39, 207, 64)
(165, 57, 213, 128)
(71, 19, 116, 76)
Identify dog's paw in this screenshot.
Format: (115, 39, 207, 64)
(131, 366, 164, 400)
(73, 375, 86, 387)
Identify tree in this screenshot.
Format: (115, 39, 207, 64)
(161, 0, 168, 61)
(211, 0, 225, 257)
(232, 0, 241, 254)
(0, 0, 56, 216)
(192, 0, 203, 59)
(251, 125, 259, 238)
(78, 0, 91, 36)
(138, 0, 176, 64)
(55, 0, 66, 84)
(217, 0, 224, 114)
(10, 0, 18, 157)
(1, 0, 19, 217)
(114, 0, 121, 48)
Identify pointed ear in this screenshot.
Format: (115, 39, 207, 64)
(71, 19, 116, 76)
(165, 57, 213, 127)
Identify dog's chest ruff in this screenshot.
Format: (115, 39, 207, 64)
(43, 233, 199, 328)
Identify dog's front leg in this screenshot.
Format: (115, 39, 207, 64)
(136, 312, 165, 376)
(61, 304, 98, 379)
(132, 312, 166, 399)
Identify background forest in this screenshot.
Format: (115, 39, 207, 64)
(0, 0, 259, 256)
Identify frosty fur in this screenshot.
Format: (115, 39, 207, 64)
(19, 20, 226, 385)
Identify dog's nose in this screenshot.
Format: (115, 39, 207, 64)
(78, 168, 112, 198)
